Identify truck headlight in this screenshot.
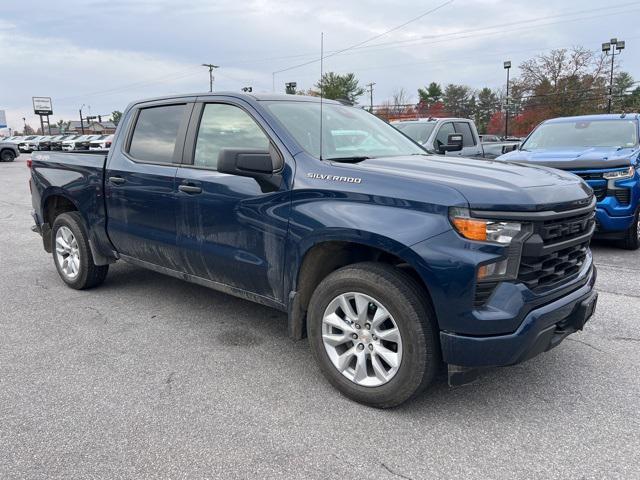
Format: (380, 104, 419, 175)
(449, 207, 522, 244)
(603, 166, 634, 180)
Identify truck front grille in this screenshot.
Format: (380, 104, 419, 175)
(518, 242, 589, 291)
(517, 208, 595, 293)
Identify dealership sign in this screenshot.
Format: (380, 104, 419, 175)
(32, 97, 53, 115)
(0, 110, 6, 129)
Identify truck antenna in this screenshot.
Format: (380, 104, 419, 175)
(320, 32, 324, 161)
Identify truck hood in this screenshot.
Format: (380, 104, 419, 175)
(498, 146, 639, 170)
(342, 154, 592, 211)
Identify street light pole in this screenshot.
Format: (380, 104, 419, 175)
(602, 38, 625, 114)
(504, 61, 511, 139)
(201, 63, 219, 92)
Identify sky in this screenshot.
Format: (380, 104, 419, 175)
(1, 0, 639, 133)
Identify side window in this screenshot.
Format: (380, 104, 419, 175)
(193, 104, 270, 170)
(434, 122, 455, 149)
(128, 104, 186, 163)
(454, 122, 476, 147)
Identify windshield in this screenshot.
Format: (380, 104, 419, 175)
(394, 122, 436, 144)
(522, 119, 638, 150)
(264, 101, 425, 160)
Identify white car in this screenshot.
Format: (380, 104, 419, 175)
(18, 136, 40, 153)
(62, 135, 100, 151)
(89, 134, 114, 150)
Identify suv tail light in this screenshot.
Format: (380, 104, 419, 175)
(26, 158, 33, 169)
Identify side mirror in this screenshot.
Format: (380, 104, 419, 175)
(217, 145, 283, 191)
(439, 133, 464, 153)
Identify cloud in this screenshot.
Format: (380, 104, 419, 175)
(1, 0, 638, 131)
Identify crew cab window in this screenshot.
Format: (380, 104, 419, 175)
(454, 122, 476, 147)
(434, 123, 455, 149)
(128, 104, 186, 163)
(193, 103, 270, 170)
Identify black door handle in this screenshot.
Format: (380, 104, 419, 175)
(178, 184, 202, 194)
(109, 176, 126, 185)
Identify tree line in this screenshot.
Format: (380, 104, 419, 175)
(306, 46, 640, 136)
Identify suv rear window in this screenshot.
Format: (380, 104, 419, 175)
(128, 104, 186, 163)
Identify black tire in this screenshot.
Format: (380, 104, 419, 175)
(619, 208, 640, 250)
(51, 212, 109, 289)
(0, 149, 16, 162)
(307, 262, 439, 408)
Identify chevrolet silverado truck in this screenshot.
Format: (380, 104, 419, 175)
(392, 117, 520, 159)
(29, 93, 598, 407)
(499, 114, 640, 249)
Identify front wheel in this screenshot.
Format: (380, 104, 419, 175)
(0, 149, 16, 162)
(52, 212, 109, 289)
(619, 208, 640, 250)
(307, 262, 438, 408)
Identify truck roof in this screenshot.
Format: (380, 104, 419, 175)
(391, 117, 471, 124)
(544, 113, 639, 124)
(127, 92, 342, 106)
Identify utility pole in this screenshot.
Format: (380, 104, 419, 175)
(366, 82, 376, 113)
(201, 63, 219, 92)
(602, 38, 625, 113)
(79, 104, 85, 134)
(503, 61, 511, 139)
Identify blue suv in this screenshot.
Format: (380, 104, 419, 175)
(499, 114, 640, 249)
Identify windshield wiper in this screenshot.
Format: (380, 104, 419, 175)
(326, 156, 372, 163)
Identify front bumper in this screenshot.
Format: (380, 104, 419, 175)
(440, 265, 597, 368)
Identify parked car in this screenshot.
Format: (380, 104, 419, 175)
(0, 139, 19, 162)
(18, 136, 41, 153)
(89, 134, 114, 150)
(61, 135, 99, 151)
(499, 113, 640, 249)
(28, 135, 59, 151)
(51, 135, 78, 151)
(30, 93, 598, 407)
(393, 118, 520, 159)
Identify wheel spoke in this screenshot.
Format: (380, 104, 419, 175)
(374, 344, 400, 368)
(338, 295, 358, 321)
(371, 305, 390, 329)
(371, 352, 389, 383)
(354, 293, 370, 324)
(336, 346, 356, 372)
(375, 327, 400, 343)
(322, 332, 352, 347)
(323, 313, 355, 333)
(353, 350, 368, 383)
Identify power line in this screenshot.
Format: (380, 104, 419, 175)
(272, 0, 453, 76)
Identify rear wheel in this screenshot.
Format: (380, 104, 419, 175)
(619, 208, 640, 250)
(307, 262, 438, 408)
(52, 212, 109, 289)
(0, 149, 16, 162)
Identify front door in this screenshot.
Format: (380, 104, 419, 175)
(174, 101, 290, 301)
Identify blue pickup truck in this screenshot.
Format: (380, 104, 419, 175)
(499, 114, 640, 249)
(29, 93, 598, 407)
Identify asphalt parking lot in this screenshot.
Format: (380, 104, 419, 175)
(1, 155, 639, 479)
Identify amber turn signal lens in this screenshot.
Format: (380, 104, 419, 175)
(451, 217, 487, 241)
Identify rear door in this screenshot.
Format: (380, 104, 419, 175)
(105, 101, 193, 269)
(174, 99, 291, 301)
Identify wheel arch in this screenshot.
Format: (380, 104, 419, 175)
(286, 234, 436, 340)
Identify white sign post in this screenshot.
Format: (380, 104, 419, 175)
(0, 110, 7, 130)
